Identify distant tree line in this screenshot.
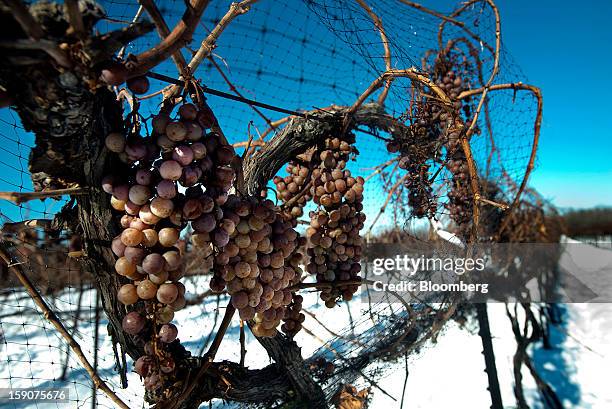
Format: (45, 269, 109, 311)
(561, 207, 612, 237)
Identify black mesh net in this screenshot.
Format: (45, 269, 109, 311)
(0, 0, 541, 407)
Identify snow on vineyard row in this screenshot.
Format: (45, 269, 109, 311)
(0, 239, 610, 408)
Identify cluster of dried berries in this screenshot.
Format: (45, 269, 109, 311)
(384, 50, 477, 233)
(387, 102, 441, 218)
(431, 54, 477, 237)
(103, 100, 238, 396)
(281, 293, 305, 336)
(205, 195, 306, 337)
(445, 151, 473, 236)
(431, 49, 476, 117)
(305, 136, 365, 308)
(274, 161, 311, 224)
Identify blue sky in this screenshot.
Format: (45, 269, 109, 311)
(496, 0, 612, 208)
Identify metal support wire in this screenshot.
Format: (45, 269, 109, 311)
(146, 71, 306, 117)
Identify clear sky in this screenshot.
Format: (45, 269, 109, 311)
(495, 0, 612, 208)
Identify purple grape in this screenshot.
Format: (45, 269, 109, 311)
(135, 169, 153, 185)
(156, 179, 177, 199)
(172, 145, 194, 166)
(142, 253, 166, 275)
(122, 312, 145, 335)
(158, 323, 178, 343)
(101, 175, 115, 194)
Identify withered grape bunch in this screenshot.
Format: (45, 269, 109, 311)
(103, 86, 367, 394)
(206, 195, 304, 337)
(282, 293, 305, 336)
(385, 49, 478, 235)
(386, 102, 440, 219)
(206, 194, 307, 338)
(103, 100, 239, 397)
(273, 160, 312, 224)
(305, 135, 366, 308)
(431, 52, 477, 237)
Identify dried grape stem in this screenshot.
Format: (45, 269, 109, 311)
(461, 0, 501, 141)
(189, 0, 258, 72)
(348, 68, 453, 118)
(259, 116, 293, 141)
(232, 140, 265, 148)
(476, 195, 508, 210)
(161, 0, 258, 105)
(459, 136, 481, 242)
(281, 180, 313, 210)
(117, 6, 144, 59)
(449, 0, 501, 242)
(437, 0, 499, 54)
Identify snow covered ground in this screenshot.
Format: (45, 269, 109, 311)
(0, 240, 610, 408)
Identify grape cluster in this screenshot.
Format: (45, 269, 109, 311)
(277, 238, 308, 337)
(384, 58, 476, 233)
(431, 55, 477, 237)
(386, 104, 440, 218)
(385, 51, 476, 221)
(273, 161, 311, 224)
(445, 153, 473, 236)
(207, 195, 307, 337)
(305, 136, 365, 307)
(432, 51, 476, 118)
(102, 101, 238, 396)
(273, 160, 317, 337)
(281, 293, 305, 336)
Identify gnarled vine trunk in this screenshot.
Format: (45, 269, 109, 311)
(0, 2, 437, 408)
